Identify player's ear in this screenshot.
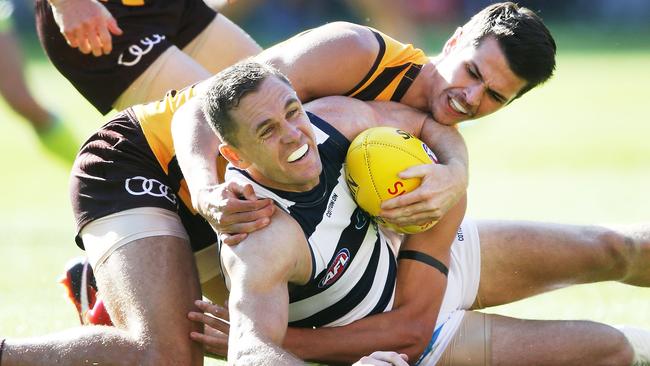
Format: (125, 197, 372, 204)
(443, 27, 463, 55)
(219, 144, 250, 169)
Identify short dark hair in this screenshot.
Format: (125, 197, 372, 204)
(462, 2, 557, 98)
(201, 60, 292, 146)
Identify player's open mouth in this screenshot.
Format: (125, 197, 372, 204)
(287, 144, 309, 163)
(449, 96, 469, 115)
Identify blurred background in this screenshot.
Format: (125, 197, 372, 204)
(1, 0, 649, 364)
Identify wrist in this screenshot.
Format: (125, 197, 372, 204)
(192, 184, 220, 214)
(283, 327, 312, 360)
(446, 159, 469, 189)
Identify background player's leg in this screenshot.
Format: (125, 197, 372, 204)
(0, 30, 78, 163)
(182, 13, 262, 74)
(2, 236, 203, 365)
(0, 31, 52, 130)
(112, 46, 212, 111)
(472, 220, 650, 308)
(113, 14, 261, 111)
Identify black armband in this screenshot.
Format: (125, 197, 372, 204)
(398, 250, 448, 277)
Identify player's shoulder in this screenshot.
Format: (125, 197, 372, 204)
(304, 96, 375, 140)
(315, 22, 379, 55)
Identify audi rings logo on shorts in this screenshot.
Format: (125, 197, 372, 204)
(118, 34, 166, 67)
(125, 176, 177, 204)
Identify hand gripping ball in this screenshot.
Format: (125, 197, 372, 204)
(345, 127, 438, 234)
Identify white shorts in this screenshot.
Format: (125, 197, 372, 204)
(415, 218, 481, 366)
(80, 207, 221, 284)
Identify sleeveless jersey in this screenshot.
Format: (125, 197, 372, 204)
(224, 112, 397, 328)
(344, 28, 429, 102)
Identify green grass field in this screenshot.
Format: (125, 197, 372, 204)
(1, 27, 649, 364)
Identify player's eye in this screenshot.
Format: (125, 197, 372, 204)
(466, 64, 478, 79)
(260, 126, 274, 139)
(488, 91, 505, 104)
(287, 108, 299, 119)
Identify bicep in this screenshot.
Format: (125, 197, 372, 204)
(220, 211, 311, 345)
(257, 22, 379, 101)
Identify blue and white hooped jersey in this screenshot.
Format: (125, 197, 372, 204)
(225, 112, 397, 328)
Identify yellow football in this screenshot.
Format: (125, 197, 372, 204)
(345, 127, 438, 234)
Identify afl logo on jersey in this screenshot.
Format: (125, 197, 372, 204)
(319, 248, 351, 288)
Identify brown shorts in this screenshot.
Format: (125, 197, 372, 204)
(69, 109, 216, 252)
(35, 0, 216, 114)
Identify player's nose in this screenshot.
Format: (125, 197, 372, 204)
(281, 123, 302, 144)
(465, 84, 484, 112)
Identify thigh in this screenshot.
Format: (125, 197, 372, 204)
(181, 13, 262, 74)
(81, 207, 190, 271)
(94, 235, 204, 364)
(473, 220, 627, 308)
(489, 313, 632, 366)
(34, 0, 162, 113)
(70, 112, 178, 246)
(436, 311, 489, 366)
(437, 311, 632, 366)
(113, 45, 212, 111)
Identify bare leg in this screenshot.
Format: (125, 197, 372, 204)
(490, 313, 633, 366)
(113, 14, 261, 111)
(473, 220, 650, 308)
(438, 311, 634, 366)
(0, 31, 53, 131)
(181, 13, 262, 74)
(2, 236, 203, 365)
(0, 30, 79, 163)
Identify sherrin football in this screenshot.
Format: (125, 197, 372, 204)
(345, 127, 438, 234)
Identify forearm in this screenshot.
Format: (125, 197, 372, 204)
(235, 332, 304, 366)
(284, 304, 438, 364)
(171, 99, 223, 210)
(223, 211, 311, 364)
(229, 288, 300, 365)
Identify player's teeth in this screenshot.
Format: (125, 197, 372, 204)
(287, 144, 308, 162)
(450, 98, 468, 114)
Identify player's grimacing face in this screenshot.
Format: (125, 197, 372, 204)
(229, 76, 322, 192)
(430, 36, 527, 125)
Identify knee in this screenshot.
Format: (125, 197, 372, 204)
(597, 326, 635, 366)
(128, 327, 201, 366)
(586, 226, 634, 280)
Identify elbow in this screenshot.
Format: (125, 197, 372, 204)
(394, 320, 436, 362)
